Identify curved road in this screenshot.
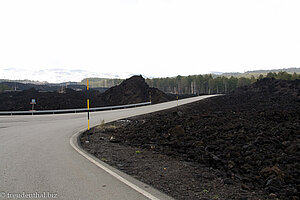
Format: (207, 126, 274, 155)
(0, 95, 216, 200)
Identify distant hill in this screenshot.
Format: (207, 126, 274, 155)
(0, 81, 108, 93)
(0, 82, 86, 92)
(246, 67, 300, 73)
(0, 79, 47, 84)
(221, 67, 300, 77)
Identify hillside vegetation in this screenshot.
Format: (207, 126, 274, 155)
(79, 68, 300, 95)
(147, 71, 300, 94)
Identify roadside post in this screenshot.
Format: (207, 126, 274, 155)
(87, 79, 90, 143)
(176, 91, 179, 111)
(30, 99, 36, 110)
(149, 92, 152, 104)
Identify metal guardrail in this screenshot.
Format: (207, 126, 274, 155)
(0, 102, 151, 116)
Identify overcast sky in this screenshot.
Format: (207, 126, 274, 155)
(0, 0, 299, 82)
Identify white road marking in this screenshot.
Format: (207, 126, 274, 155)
(70, 131, 160, 200)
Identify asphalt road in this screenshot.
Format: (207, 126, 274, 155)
(0, 95, 217, 200)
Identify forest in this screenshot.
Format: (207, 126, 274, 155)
(146, 72, 300, 94)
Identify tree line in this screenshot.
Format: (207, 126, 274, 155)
(0, 84, 10, 93)
(80, 78, 123, 88)
(145, 72, 300, 95)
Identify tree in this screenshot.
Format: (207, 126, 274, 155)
(266, 72, 276, 78)
(277, 71, 291, 80)
(237, 77, 251, 87)
(258, 74, 264, 80)
(292, 72, 299, 80)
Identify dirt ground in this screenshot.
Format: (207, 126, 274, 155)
(81, 78, 300, 200)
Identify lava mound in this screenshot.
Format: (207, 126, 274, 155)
(102, 75, 171, 105)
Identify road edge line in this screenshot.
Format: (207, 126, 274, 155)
(70, 130, 162, 200)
